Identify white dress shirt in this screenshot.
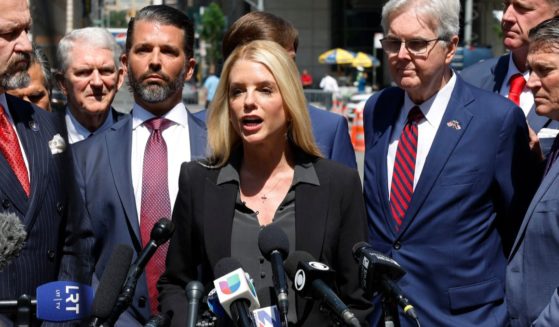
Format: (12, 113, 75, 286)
(131, 102, 191, 222)
(65, 107, 115, 144)
(387, 73, 457, 196)
(0, 93, 30, 179)
(499, 53, 533, 117)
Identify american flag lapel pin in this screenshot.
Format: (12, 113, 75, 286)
(446, 120, 461, 130)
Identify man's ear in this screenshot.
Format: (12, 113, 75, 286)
(184, 58, 196, 82)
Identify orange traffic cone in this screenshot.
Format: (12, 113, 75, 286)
(351, 109, 365, 152)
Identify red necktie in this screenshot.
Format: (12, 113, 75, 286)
(508, 73, 526, 106)
(0, 104, 30, 197)
(390, 106, 423, 228)
(140, 117, 172, 314)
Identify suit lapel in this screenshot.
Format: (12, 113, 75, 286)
(527, 107, 551, 132)
(105, 119, 141, 241)
(295, 173, 328, 259)
(204, 177, 237, 266)
(398, 79, 474, 236)
(509, 160, 559, 260)
(187, 112, 207, 160)
(492, 55, 509, 93)
(368, 89, 405, 237)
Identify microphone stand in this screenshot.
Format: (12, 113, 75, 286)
(15, 294, 32, 327)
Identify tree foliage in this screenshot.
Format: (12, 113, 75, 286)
(200, 3, 226, 67)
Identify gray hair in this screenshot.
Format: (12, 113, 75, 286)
(529, 17, 559, 52)
(57, 27, 121, 72)
(381, 0, 460, 41)
(32, 47, 53, 96)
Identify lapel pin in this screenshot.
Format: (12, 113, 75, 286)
(446, 120, 461, 130)
(29, 120, 39, 132)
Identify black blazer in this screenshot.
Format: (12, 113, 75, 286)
(158, 152, 371, 326)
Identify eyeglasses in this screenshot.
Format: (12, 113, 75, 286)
(380, 37, 444, 55)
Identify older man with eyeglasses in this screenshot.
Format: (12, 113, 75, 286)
(362, 0, 539, 326)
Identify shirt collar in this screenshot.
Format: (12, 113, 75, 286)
(402, 71, 457, 128)
(132, 101, 189, 130)
(504, 53, 529, 86)
(65, 106, 114, 138)
(216, 148, 320, 187)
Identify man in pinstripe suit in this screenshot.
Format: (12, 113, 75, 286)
(0, 0, 93, 325)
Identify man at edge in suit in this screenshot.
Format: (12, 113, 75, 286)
(363, 0, 537, 326)
(461, 0, 559, 157)
(71, 5, 206, 326)
(507, 17, 559, 327)
(0, 0, 93, 325)
(56, 27, 126, 144)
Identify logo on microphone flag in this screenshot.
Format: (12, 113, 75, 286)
(36, 281, 93, 322)
(219, 274, 241, 295)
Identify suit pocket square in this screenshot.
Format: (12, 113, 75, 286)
(48, 134, 66, 155)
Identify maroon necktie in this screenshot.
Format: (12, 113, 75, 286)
(140, 117, 172, 314)
(508, 73, 526, 106)
(0, 104, 30, 197)
(389, 106, 423, 228)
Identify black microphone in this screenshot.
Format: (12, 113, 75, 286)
(185, 281, 204, 327)
(89, 244, 134, 327)
(213, 258, 258, 327)
(104, 218, 175, 326)
(257, 224, 289, 326)
(0, 211, 27, 271)
(144, 311, 173, 327)
(284, 251, 360, 327)
(352, 242, 418, 321)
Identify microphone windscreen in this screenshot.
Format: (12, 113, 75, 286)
(284, 251, 315, 280)
(214, 257, 242, 278)
(151, 218, 175, 246)
(91, 244, 133, 319)
(0, 211, 27, 271)
(258, 224, 289, 260)
(351, 241, 369, 256)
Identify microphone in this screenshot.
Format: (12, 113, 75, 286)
(89, 244, 134, 327)
(0, 281, 94, 322)
(284, 251, 360, 327)
(252, 305, 282, 327)
(0, 211, 27, 271)
(144, 312, 172, 327)
(104, 218, 175, 326)
(185, 280, 204, 327)
(213, 257, 259, 327)
(207, 288, 226, 319)
(352, 242, 418, 321)
(257, 224, 289, 325)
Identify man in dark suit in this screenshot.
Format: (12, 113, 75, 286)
(507, 17, 559, 327)
(72, 5, 206, 326)
(461, 0, 559, 156)
(363, 0, 537, 326)
(209, 11, 357, 169)
(56, 27, 126, 143)
(0, 0, 92, 325)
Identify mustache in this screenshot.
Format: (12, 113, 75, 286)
(139, 70, 171, 83)
(6, 52, 31, 72)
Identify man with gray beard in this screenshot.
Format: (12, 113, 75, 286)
(0, 0, 93, 325)
(70, 5, 206, 326)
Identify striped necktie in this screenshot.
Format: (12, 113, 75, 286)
(389, 106, 423, 228)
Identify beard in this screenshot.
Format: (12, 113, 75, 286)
(127, 66, 186, 103)
(1, 53, 31, 90)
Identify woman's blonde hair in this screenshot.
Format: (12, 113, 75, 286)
(207, 40, 322, 167)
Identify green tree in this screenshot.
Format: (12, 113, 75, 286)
(200, 3, 225, 68)
(109, 10, 128, 28)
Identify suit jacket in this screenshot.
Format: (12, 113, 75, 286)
(193, 105, 357, 169)
(507, 155, 559, 327)
(0, 94, 93, 324)
(158, 151, 371, 327)
(363, 77, 537, 327)
(460, 55, 559, 154)
(72, 110, 207, 325)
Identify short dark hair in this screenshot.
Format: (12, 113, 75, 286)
(529, 17, 559, 52)
(125, 5, 195, 59)
(222, 11, 299, 60)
